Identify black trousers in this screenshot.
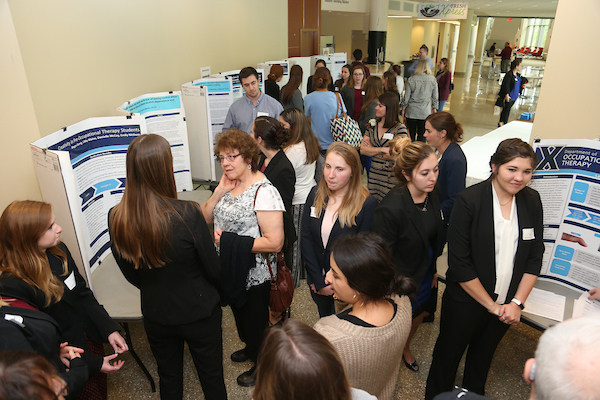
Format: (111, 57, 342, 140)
(425, 290, 510, 400)
(144, 306, 227, 400)
(499, 100, 515, 125)
(310, 289, 335, 317)
(406, 118, 426, 142)
(231, 281, 271, 363)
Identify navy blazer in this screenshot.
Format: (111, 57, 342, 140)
(301, 186, 378, 290)
(445, 179, 544, 303)
(438, 142, 467, 222)
(372, 185, 446, 287)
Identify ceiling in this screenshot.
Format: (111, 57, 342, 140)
(424, 0, 559, 19)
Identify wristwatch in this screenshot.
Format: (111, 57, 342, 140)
(511, 298, 525, 310)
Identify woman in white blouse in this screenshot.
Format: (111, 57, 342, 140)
(280, 108, 321, 287)
(426, 139, 543, 399)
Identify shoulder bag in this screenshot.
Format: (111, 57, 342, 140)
(330, 92, 362, 148)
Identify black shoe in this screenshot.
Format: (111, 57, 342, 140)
(231, 349, 249, 363)
(237, 366, 257, 387)
(403, 356, 419, 372)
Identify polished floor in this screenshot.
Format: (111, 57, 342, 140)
(105, 63, 543, 400)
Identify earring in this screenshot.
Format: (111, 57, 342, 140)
(247, 164, 251, 170)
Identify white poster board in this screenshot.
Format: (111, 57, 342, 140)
(257, 60, 290, 88)
(117, 91, 193, 191)
(531, 138, 600, 292)
(31, 116, 146, 284)
(182, 77, 233, 182)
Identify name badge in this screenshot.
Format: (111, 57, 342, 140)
(4, 314, 24, 325)
(383, 133, 394, 140)
(64, 272, 76, 290)
(361, 91, 366, 96)
(310, 206, 318, 218)
(257, 112, 269, 118)
(522, 228, 535, 241)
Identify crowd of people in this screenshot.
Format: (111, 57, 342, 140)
(1, 53, 598, 400)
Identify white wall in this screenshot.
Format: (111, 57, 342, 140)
(487, 17, 521, 49)
(0, 0, 44, 210)
(1, 0, 288, 211)
(386, 18, 413, 63)
(322, 13, 366, 59)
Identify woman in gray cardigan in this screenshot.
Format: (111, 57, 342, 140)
(402, 59, 438, 142)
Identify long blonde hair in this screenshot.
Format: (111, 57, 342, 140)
(0, 201, 66, 307)
(313, 143, 369, 228)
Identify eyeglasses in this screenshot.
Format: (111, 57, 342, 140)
(215, 153, 242, 163)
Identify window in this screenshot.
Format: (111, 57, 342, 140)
(522, 18, 552, 48)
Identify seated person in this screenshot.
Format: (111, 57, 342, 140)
(253, 319, 376, 400)
(314, 232, 415, 400)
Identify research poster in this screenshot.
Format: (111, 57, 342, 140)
(531, 139, 600, 291)
(33, 116, 146, 272)
(214, 69, 265, 102)
(190, 78, 234, 144)
(117, 92, 192, 192)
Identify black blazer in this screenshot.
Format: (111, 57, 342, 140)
(0, 243, 120, 375)
(259, 150, 297, 247)
(301, 186, 378, 290)
(109, 199, 221, 326)
(372, 185, 446, 287)
(0, 306, 88, 398)
(445, 179, 544, 303)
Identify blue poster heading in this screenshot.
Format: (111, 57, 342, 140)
(48, 125, 141, 160)
(536, 145, 600, 174)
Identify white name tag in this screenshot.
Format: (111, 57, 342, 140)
(522, 228, 535, 241)
(257, 112, 269, 118)
(383, 133, 394, 140)
(310, 206, 318, 218)
(64, 272, 76, 290)
(5, 314, 23, 325)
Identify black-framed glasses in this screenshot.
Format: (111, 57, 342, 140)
(215, 153, 242, 163)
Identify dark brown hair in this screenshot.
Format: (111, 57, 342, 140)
(0, 351, 65, 400)
(378, 92, 401, 129)
(331, 233, 416, 305)
(109, 134, 178, 269)
(253, 116, 290, 151)
(489, 138, 537, 173)
(361, 76, 384, 114)
(280, 108, 320, 164)
(281, 65, 303, 106)
(239, 66, 259, 82)
(0, 201, 66, 307)
(425, 111, 464, 143)
(253, 320, 352, 400)
(392, 141, 436, 183)
(312, 67, 331, 90)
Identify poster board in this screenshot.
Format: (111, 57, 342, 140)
(117, 91, 193, 191)
(31, 116, 146, 287)
(212, 69, 265, 102)
(531, 138, 600, 292)
(182, 77, 233, 182)
(257, 60, 290, 89)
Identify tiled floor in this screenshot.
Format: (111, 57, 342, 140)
(105, 63, 543, 400)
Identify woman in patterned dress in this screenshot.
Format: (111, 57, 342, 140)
(360, 92, 409, 201)
(201, 128, 285, 388)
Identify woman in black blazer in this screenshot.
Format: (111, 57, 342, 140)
(425, 139, 543, 399)
(109, 134, 226, 400)
(301, 142, 378, 317)
(372, 140, 445, 373)
(0, 201, 127, 399)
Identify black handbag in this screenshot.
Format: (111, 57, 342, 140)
(495, 96, 505, 108)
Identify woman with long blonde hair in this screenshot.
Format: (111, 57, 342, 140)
(109, 134, 227, 399)
(0, 200, 127, 400)
(301, 142, 378, 317)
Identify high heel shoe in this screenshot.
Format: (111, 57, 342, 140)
(403, 356, 419, 372)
